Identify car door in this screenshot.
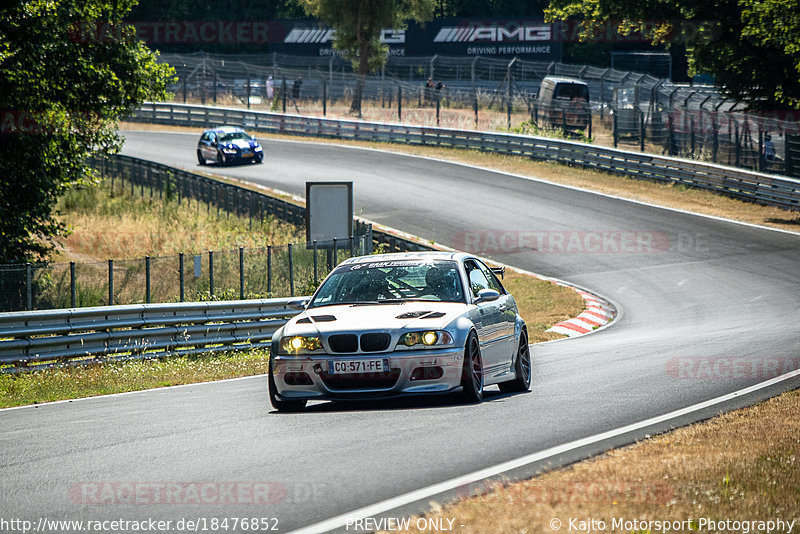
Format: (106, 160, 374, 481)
(476, 260, 516, 368)
(202, 132, 217, 160)
(464, 260, 504, 375)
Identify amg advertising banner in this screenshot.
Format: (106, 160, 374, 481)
(268, 19, 562, 60)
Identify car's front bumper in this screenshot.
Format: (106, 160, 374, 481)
(271, 347, 464, 401)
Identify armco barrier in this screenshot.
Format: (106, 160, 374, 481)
(0, 299, 301, 372)
(129, 102, 800, 211)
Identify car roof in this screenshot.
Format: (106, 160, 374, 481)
(340, 251, 470, 265)
(541, 76, 589, 86)
(205, 126, 246, 134)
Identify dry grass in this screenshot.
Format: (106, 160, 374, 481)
(53, 177, 303, 262)
(381, 388, 800, 533)
(503, 270, 585, 343)
(119, 122, 800, 234)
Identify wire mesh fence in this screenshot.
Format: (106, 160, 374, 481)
(155, 52, 800, 178)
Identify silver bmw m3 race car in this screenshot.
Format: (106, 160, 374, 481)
(268, 252, 531, 411)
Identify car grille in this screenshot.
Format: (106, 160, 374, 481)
(327, 333, 391, 353)
(360, 333, 391, 352)
(320, 369, 401, 391)
(328, 334, 358, 353)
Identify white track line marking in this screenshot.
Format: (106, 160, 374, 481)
(288, 368, 800, 534)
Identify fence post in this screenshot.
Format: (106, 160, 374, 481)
(267, 245, 272, 295)
(640, 110, 645, 152)
(179, 253, 185, 302)
(398, 85, 402, 122)
(26, 263, 32, 311)
(70, 261, 76, 308)
(613, 112, 618, 148)
(786, 135, 794, 176)
(288, 244, 295, 297)
(209, 250, 214, 298)
(474, 90, 479, 128)
(436, 91, 440, 126)
(323, 79, 327, 116)
(239, 246, 245, 300)
(246, 78, 251, 110)
(667, 114, 675, 155)
(108, 259, 114, 306)
(332, 238, 338, 269)
(690, 116, 696, 158)
(313, 240, 318, 285)
(350, 235, 354, 258)
(587, 110, 592, 140)
(145, 256, 151, 304)
(282, 79, 287, 112)
(735, 122, 740, 167)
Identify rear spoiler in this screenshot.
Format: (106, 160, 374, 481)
(490, 266, 505, 279)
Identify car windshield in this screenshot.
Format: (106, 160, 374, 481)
(309, 260, 464, 307)
(219, 131, 251, 142)
(554, 83, 589, 101)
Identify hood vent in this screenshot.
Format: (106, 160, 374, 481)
(396, 310, 446, 319)
(311, 315, 336, 322)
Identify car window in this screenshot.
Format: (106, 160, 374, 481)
(477, 261, 505, 294)
(310, 260, 464, 306)
(464, 260, 490, 298)
(220, 131, 251, 142)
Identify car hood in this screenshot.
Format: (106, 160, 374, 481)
(225, 139, 258, 150)
(282, 302, 467, 336)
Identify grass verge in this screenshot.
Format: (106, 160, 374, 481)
(0, 350, 269, 409)
(54, 175, 303, 262)
(380, 388, 800, 533)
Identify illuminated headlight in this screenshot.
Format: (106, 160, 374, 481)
(397, 330, 453, 349)
(221, 147, 237, 154)
(280, 336, 323, 354)
(254, 146, 263, 152)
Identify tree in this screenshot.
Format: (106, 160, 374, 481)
(0, 0, 174, 264)
(302, 0, 435, 112)
(545, 0, 800, 110)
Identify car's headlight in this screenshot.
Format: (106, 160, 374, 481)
(397, 330, 454, 349)
(280, 336, 324, 355)
(254, 146, 263, 152)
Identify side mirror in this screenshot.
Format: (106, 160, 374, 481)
(474, 289, 500, 304)
(287, 298, 310, 311)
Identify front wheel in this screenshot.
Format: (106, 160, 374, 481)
(197, 150, 205, 165)
(216, 151, 226, 166)
(459, 332, 484, 403)
(268, 358, 307, 412)
(499, 330, 531, 393)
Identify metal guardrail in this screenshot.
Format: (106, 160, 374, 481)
(0, 299, 301, 372)
(131, 103, 800, 211)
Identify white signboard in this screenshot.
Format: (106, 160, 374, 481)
(306, 182, 353, 246)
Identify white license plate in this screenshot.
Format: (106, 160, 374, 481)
(328, 359, 389, 374)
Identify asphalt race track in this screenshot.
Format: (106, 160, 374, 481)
(2, 130, 799, 533)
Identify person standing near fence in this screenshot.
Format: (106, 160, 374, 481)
(266, 75, 274, 104)
(763, 133, 775, 161)
(292, 77, 303, 100)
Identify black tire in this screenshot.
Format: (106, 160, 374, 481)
(459, 331, 484, 403)
(216, 151, 226, 166)
(499, 329, 531, 393)
(268, 358, 307, 412)
(197, 150, 205, 165)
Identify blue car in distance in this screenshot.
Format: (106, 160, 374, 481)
(197, 126, 264, 166)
